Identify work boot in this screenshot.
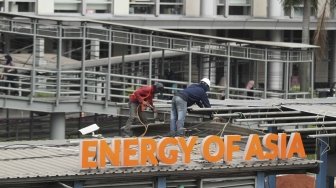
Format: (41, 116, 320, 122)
(121, 125, 133, 137)
(164, 131, 176, 137)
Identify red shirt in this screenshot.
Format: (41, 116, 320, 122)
(129, 85, 155, 106)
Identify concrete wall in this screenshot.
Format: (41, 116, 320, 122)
(37, 0, 54, 14)
(185, 0, 200, 17)
(114, 0, 129, 15)
(253, 0, 267, 18)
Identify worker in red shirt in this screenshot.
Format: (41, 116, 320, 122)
(123, 82, 164, 136)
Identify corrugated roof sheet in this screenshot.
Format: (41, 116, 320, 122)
(0, 139, 318, 183)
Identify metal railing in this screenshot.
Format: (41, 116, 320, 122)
(0, 64, 316, 107)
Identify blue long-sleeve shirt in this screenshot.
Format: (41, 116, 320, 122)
(177, 83, 211, 108)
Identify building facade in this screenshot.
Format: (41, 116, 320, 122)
(0, 0, 334, 91)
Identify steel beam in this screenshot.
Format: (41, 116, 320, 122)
(214, 111, 301, 117)
(191, 106, 279, 112)
(235, 115, 324, 122)
(259, 121, 336, 127)
(308, 134, 336, 138)
(285, 127, 336, 132)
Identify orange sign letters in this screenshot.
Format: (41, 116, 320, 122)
(80, 132, 306, 169)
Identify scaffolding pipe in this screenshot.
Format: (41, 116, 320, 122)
(259, 121, 336, 127)
(61, 50, 187, 70)
(285, 127, 336, 132)
(214, 111, 301, 117)
(308, 134, 336, 138)
(190, 106, 279, 112)
(235, 115, 324, 122)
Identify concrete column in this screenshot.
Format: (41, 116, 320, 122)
(50, 113, 65, 140)
(82, 0, 87, 15)
(90, 40, 99, 60)
(200, 0, 216, 17)
(3, 0, 9, 12)
(268, 0, 283, 18)
(268, 31, 284, 91)
(90, 40, 101, 100)
(155, 0, 160, 16)
(36, 38, 46, 66)
(35, 38, 47, 92)
(268, 0, 284, 92)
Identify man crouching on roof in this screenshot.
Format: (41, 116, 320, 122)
(169, 78, 212, 137)
(122, 82, 164, 137)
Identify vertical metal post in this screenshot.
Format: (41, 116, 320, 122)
(285, 51, 289, 99)
(328, 176, 334, 188)
(29, 111, 33, 140)
(267, 126, 277, 188)
(74, 181, 83, 188)
(316, 137, 328, 188)
(264, 49, 268, 99)
(256, 172, 265, 188)
(80, 22, 87, 106)
(56, 22, 62, 106)
(118, 116, 122, 136)
(105, 27, 112, 107)
(226, 43, 230, 99)
(50, 113, 65, 140)
(122, 54, 125, 102)
(197, 179, 203, 188)
(255, 61, 259, 89)
(188, 38, 192, 84)
(161, 50, 165, 76)
(6, 109, 9, 139)
(267, 175, 276, 188)
(149, 32, 153, 84)
(156, 177, 166, 188)
(78, 112, 82, 138)
(311, 50, 314, 98)
(30, 19, 37, 104)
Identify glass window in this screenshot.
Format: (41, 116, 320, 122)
(217, 0, 226, 15)
(55, 0, 81, 13)
(284, 5, 315, 17)
(6, 0, 35, 13)
(129, 0, 155, 15)
(229, 0, 251, 16)
(86, 0, 112, 14)
(160, 0, 183, 15)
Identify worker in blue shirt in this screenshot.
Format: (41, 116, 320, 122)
(170, 78, 211, 136)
